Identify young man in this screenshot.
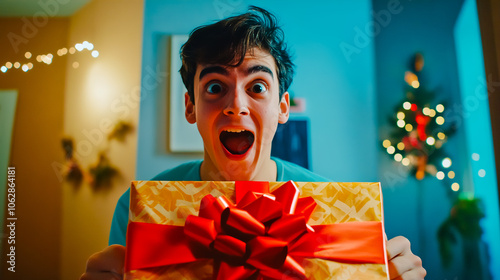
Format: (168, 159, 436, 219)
(81, 7, 426, 280)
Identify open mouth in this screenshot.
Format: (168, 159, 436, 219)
(219, 129, 255, 155)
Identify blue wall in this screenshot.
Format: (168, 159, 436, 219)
(454, 0, 500, 277)
(138, 0, 499, 279)
(374, 0, 498, 279)
(137, 0, 377, 182)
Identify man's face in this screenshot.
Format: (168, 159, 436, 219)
(185, 48, 289, 180)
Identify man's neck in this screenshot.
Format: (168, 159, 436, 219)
(199, 156, 277, 181)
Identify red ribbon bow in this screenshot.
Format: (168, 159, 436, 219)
(126, 181, 386, 279)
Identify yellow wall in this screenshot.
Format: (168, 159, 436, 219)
(0, 1, 143, 278)
(60, 0, 143, 279)
(0, 18, 68, 279)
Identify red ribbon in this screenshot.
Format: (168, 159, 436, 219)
(126, 181, 386, 279)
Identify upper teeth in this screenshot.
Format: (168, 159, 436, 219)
(225, 129, 246, 133)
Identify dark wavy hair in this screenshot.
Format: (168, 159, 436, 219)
(180, 6, 294, 104)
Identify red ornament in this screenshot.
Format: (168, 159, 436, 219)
(403, 131, 422, 150)
(415, 113, 430, 141)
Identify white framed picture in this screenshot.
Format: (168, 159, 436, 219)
(168, 35, 204, 152)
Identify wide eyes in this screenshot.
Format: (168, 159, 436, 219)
(249, 82, 268, 94)
(206, 82, 224, 94)
(205, 81, 268, 95)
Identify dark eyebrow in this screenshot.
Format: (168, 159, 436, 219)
(199, 66, 229, 80)
(247, 65, 274, 78)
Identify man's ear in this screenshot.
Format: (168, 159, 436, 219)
(185, 92, 196, 124)
(278, 91, 290, 124)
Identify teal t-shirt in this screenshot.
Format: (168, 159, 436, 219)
(108, 157, 330, 246)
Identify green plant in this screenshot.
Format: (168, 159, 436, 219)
(438, 195, 485, 267)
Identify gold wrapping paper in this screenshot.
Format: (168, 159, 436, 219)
(125, 181, 389, 280)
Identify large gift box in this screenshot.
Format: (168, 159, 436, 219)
(125, 181, 389, 279)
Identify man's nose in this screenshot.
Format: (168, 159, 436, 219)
(223, 88, 249, 116)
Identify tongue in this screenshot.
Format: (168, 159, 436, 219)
(220, 131, 254, 155)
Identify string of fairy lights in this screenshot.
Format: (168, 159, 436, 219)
(0, 41, 99, 73)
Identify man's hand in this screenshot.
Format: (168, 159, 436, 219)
(79, 245, 125, 280)
(387, 236, 426, 280)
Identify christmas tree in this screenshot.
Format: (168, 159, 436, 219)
(382, 53, 488, 272)
(382, 53, 458, 190)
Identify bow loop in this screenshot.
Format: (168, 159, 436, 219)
(213, 234, 246, 258)
(268, 214, 309, 242)
(295, 196, 317, 221)
(237, 191, 274, 209)
(199, 194, 232, 232)
(184, 215, 217, 248)
(242, 195, 283, 223)
(222, 208, 266, 237)
(246, 236, 288, 270)
(215, 261, 256, 280)
(271, 181, 300, 214)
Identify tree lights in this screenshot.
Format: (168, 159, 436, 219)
(382, 53, 458, 191)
